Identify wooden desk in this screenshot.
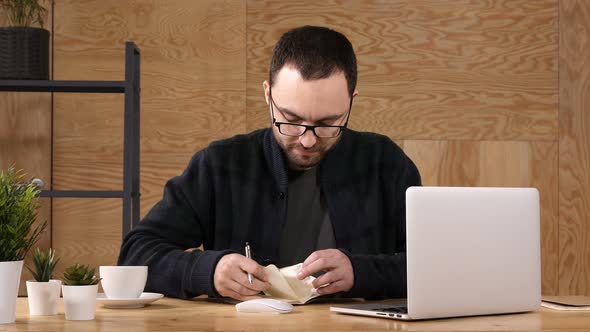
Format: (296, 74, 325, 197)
(2, 297, 590, 331)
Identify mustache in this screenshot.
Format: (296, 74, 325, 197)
(286, 143, 321, 153)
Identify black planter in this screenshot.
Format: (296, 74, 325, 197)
(0, 27, 50, 80)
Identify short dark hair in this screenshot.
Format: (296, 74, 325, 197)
(269, 26, 357, 97)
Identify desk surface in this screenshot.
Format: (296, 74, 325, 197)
(2, 297, 590, 332)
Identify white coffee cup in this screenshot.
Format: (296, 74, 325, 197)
(99, 266, 148, 299)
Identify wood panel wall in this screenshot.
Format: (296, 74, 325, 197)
(50, 0, 245, 281)
(0, 7, 53, 295)
(558, 0, 590, 295)
(4, 0, 586, 296)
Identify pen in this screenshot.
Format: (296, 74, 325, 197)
(245, 242, 253, 284)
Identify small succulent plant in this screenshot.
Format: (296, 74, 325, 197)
(62, 264, 101, 286)
(26, 247, 59, 282)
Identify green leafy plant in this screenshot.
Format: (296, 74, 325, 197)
(0, 0, 48, 27)
(62, 264, 101, 286)
(26, 248, 59, 282)
(0, 166, 47, 261)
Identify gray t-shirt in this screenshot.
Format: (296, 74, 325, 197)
(278, 167, 336, 268)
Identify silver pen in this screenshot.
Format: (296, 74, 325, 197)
(244, 242, 253, 284)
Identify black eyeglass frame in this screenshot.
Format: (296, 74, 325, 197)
(269, 87, 354, 138)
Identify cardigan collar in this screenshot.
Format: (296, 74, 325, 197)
(262, 128, 352, 192)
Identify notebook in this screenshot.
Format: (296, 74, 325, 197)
(331, 186, 541, 320)
(263, 263, 322, 304)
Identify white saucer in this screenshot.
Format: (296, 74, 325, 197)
(97, 292, 164, 309)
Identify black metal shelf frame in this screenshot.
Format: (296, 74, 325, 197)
(0, 42, 141, 237)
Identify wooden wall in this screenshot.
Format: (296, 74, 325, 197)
(48, 0, 245, 289)
(559, 0, 590, 295)
(2, 0, 588, 296)
(0, 8, 52, 295)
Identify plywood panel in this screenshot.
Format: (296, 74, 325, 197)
(52, 94, 124, 191)
(0, 95, 52, 184)
(246, 0, 558, 141)
(403, 140, 559, 295)
(51, 198, 122, 281)
(558, 0, 590, 296)
(51, 0, 246, 270)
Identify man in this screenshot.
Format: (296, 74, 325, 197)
(118, 26, 421, 301)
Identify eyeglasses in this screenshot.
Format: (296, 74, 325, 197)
(269, 88, 353, 138)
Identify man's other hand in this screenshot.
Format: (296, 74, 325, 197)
(298, 249, 354, 295)
(213, 253, 270, 300)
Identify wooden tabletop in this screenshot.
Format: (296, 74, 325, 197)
(2, 297, 590, 332)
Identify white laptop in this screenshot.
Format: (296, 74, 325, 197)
(331, 186, 541, 320)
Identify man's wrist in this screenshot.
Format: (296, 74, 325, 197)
(188, 249, 236, 297)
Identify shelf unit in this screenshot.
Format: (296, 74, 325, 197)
(0, 41, 141, 237)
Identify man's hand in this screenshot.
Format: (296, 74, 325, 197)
(214, 253, 271, 300)
(297, 249, 354, 295)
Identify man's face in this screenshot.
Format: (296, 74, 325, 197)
(263, 66, 356, 171)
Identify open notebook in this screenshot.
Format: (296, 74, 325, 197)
(262, 263, 322, 304)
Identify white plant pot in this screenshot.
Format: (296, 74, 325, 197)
(62, 284, 98, 321)
(0, 260, 24, 324)
(26, 280, 62, 315)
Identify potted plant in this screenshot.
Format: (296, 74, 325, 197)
(61, 264, 101, 321)
(0, 0, 50, 79)
(0, 166, 47, 324)
(25, 248, 60, 315)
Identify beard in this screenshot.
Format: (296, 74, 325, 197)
(280, 141, 326, 170)
(272, 127, 342, 171)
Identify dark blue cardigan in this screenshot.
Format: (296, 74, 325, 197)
(118, 128, 421, 300)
